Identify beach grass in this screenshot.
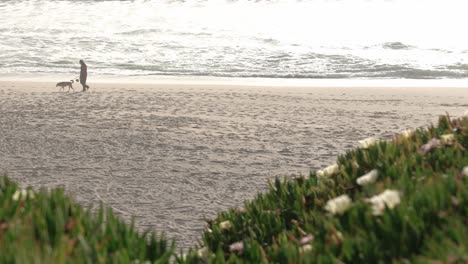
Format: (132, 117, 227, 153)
(0, 113, 467, 263)
(0, 178, 174, 263)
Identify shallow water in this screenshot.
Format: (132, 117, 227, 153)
(1, 0, 468, 79)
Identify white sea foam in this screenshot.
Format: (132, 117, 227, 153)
(1, 0, 468, 79)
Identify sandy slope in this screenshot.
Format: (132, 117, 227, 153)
(0, 81, 467, 248)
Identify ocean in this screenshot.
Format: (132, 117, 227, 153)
(1, 0, 468, 80)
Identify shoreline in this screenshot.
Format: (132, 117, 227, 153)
(1, 75, 468, 88)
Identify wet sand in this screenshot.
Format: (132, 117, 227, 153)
(0, 80, 467, 248)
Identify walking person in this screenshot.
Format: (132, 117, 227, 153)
(79, 60, 89, 92)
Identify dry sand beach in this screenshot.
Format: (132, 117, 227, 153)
(0, 80, 467, 248)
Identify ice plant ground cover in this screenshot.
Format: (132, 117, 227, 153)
(0, 179, 173, 263)
(185, 114, 468, 263)
(0, 114, 467, 263)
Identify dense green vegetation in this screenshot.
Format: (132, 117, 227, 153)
(1, 114, 466, 263)
(0, 178, 173, 263)
(184, 114, 468, 263)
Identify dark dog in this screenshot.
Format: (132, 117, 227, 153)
(56, 80, 75, 92)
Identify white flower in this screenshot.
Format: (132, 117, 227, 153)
(132, 261, 150, 264)
(325, 164, 340, 175)
(12, 189, 26, 201)
(380, 190, 401, 208)
(356, 169, 379, 186)
(464, 110, 468, 117)
(440, 134, 455, 144)
(358, 137, 378, 149)
(229, 241, 243, 253)
(462, 166, 468, 178)
(330, 231, 344, 245)
(336, 231, 343, 241)
(197, 247, 209, 258)
(324, 194, 352, 215)
(299, 244, 313, 254)
(317, 164, 340, 178)
(401, 129, 413, 138)
(235, 207, 246, 213)
(12, 189, 34, 201)
(316, 170, 325, 178)
(132, 261, 151, 264)
(219, 220, 232, 230)
(367, 190, 401, 215)
(352, 160, 360, 169)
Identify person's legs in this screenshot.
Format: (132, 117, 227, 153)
(80, 77, 87, 91)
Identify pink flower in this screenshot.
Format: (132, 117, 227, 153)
(229, 241, 243, 253)
(420, 138, 440, 155)
(299, 234, 314, 245)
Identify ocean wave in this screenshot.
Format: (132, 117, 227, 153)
(52, 60, 74, 65)
(117, 29, 162, 35)
(446, 63, 468, 70)
(365, 68, 468, 79)
(2, 0, 468, 80)
(429, 48, 454, 54)
(177, 31, 212, 37)
(139, 67, 468, 79)
(5, 59, 468, 80)
(382, 42, 415, 50)
(254, 37, 281, 45)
